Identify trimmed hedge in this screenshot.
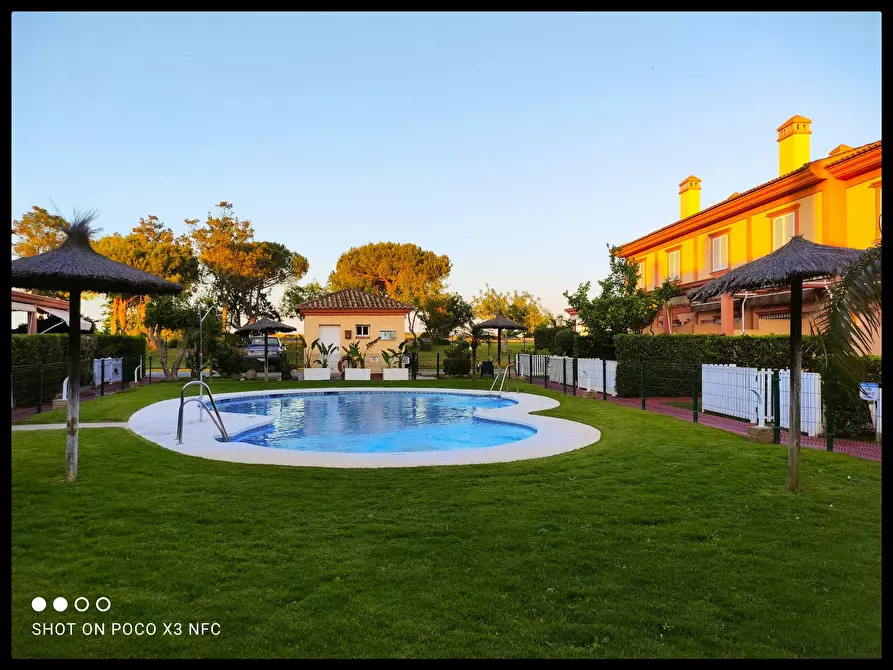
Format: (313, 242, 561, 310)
(613, 334, 881, 437)
(552, 328, 575, 356)
(533, 325, 559, 354)
(12, 333, 148, 367)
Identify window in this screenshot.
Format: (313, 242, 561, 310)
(667, 249, 680, 281)
(636, 260, 646, 289)
(711, 234, 728, 272)
(772, 212, 795, 250)
(380, 329, 397, 341)
(355, 324, 370, 338)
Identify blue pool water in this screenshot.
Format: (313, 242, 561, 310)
(214, 391, 536, 453)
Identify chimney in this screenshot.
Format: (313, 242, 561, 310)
(776, 115, 812, 175)
(678, 175, 701, 219)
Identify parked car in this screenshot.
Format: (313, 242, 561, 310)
(242, 335, 284, 362)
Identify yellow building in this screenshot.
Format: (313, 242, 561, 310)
(296, 288, 413, 373)
(615, 115, 881, 351)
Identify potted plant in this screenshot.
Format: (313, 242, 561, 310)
(342, 337, 380, 381)
(381, 341, 410, 381)
(302, 337, 336, 381)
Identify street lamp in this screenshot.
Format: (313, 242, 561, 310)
(197, 305, 215, 420)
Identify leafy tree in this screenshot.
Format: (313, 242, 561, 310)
(553, 328, 576, 356)
(418, 292, 475, 342)
(11, 206, 71, 298)
(93, 215, 199, 336)
(328, 242, 452, 348)
(471, 284, 551, 333)
(144, 295, 197, 381)
(563, 246, 671, 343)
(187, 202, 309, 329)
(280, 280, 328, 319)
(812, 242, 882, 382)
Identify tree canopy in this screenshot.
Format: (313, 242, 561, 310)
(564, 246, 678, 343)
(418, 292, 475, 341)
(11, 206, 72, 298)
(280, 280, 328, 319)
(328, 242, 452, 304)
(472, 284, 551, 333)
(187, 202, 309, 328)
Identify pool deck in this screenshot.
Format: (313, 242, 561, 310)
(128, 387, 601, 468)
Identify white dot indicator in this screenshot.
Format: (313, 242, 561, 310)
(74, 597, 90, 612)
(52, 597, 68, 612)
(95, 597, 111, 612)
(31, 597, 47, 612)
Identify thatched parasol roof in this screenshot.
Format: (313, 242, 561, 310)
(11, 215, 184, 296)
(475, 312, 526, 330)
(234, 317, 296, 334)
(688, 236, 863, 303)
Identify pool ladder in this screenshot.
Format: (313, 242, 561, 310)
(490, 364, 520, 397)
(176, 380, 229, 444)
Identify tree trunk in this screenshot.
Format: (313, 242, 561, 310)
(788, 278, 803, 493)
(66, 290, 81, 481)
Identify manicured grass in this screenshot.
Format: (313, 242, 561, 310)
(12, 380, 881, 658)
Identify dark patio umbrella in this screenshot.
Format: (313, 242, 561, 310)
(688, 235, 863, 492)
(475, 312, 526, 367)
(11, 212, 183, 481)
(235, 317, 296, 381)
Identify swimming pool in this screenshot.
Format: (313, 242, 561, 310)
(215, 391, 536, 453)
(129, 387, 601, 468)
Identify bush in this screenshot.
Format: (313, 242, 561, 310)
(443, 341, 472, 376)
(212, 344, 246, 377)
(614, 333, 881, 437)
(552, 328, 575, 356)
(533, 325, 558, 353)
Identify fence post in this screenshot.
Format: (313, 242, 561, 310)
(36, 364, 43, 414)
(436, 353, 440, 379)
(640, 362, 646, 410)
(528, 354, 533, 385)
(602, 358, 607, 401)
(122, 358, 129, 391)
(825, 378, 834, 452)
(100, 360, 105, 397)
(544, 356, 549, 390)
(772, 370, 781, 445)
(148, 355, 153, 384)
(562, 358, 567, 395)
(573, 357, 578, 394)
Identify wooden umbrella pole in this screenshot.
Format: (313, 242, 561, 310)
(788, 278, 803, 492)
(66, 289, 81, 481)
(264, 332, 269, 382)
(497, 328, 502, 368)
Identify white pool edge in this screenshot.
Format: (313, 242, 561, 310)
(128, 387, 601, 468)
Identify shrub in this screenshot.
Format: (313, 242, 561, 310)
(552, 328, 575, 356)
(443, 341, 472, 376)
(212, 344, 246, 377)
(533, 325, 558, 353)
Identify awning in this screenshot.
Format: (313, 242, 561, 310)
(39, 306, 92, 331)
(12, 301, 36, 312)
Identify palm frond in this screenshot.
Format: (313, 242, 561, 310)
(810, 243, 882, 382)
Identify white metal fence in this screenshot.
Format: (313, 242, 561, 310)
(515, 354, 616, 396)
(701, 364, 824, 437)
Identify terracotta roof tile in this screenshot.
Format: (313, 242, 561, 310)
(296, 288, 414, 312)
(824, 140, 882, 167)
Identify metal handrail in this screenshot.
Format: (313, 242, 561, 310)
(580, 370, 591, 393)
(490, 364, 519, 397)
(177, 380, 228, 444)
(134, 361, 143, 384)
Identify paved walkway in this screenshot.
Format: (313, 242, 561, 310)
(12, 422, 129, 431)
(519, 376, 882, 462)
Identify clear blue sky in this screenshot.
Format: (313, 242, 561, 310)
(12, 12, 882, 323)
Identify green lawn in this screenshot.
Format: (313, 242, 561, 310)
(12, 380, 881, 658)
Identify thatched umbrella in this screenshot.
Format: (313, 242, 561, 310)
(235, 317, 296, 381)
(475, 312, 526, 367)
(688, 235, 863, 492)
(11, 212, 183, 481)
